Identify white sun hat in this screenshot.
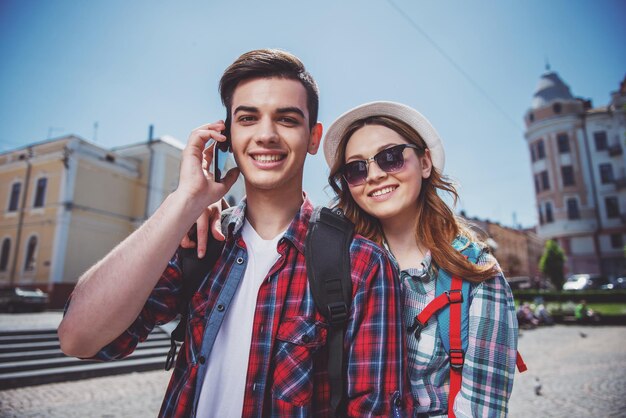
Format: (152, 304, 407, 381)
(323, 101, 445, 172)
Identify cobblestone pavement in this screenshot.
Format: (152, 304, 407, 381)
(0, 371, 170, 418)
(509, 324, 626, 418)
(1, 313, 625, 417)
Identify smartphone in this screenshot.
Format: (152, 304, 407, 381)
(213, 121, 232, 183)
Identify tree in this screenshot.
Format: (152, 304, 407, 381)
(539, 239, 566, 290)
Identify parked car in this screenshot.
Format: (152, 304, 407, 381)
(0, 287, 49, 312)
(601, 277, 626, 290)
(507, 276, 532, 290)
(562, 274, 610, 291)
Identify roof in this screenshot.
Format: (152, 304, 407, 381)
(112, 135, 184, 152)
(531, 71, 575, 109)
(0, 134, 87, 156)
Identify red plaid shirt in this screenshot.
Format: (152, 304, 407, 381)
(92, 197, 406, 417)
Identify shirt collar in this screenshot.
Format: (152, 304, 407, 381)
(400, 251, 434, 282)
(282, 195, 313, 255)
(383, 238, 434, 281)
(223, 193, 313, 255)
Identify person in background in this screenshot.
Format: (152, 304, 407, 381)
(517, 302, 539, 329)
(575, 299, 599, 324)
(533, 297, 554, 325)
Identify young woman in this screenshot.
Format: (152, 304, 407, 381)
(323, 101, 520, 418)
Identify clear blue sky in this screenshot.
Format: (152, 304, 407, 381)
(1, 0, 624, 227)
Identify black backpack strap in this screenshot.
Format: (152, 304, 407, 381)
(164, 215, 228, 370)
(306, 207, 355, 417)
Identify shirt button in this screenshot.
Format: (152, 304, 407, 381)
(236, 257, 244, 264)
(217, 304, 225, 312)
(301, 334, 311, 343)
(198, 356, 206, 365)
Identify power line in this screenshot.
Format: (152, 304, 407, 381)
(384, 0, 524, 132)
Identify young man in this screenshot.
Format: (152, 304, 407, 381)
(59, 49, 406, 417)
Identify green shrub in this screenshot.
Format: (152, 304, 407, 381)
(513, 289, 626, 304)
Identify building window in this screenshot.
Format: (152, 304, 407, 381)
(530, 145, 536, 162)
(594, 131, 607, 151)
(536, 140, 546, 160)
(33, 177, 47, 208)
(534, 175, 541, 194)
(8, 183, 21, 212)
(529, 113, 535, 122)
(539, 171, 550, 190)
(23, 236, 37, 272)
(605, 197, 620, 219)
(0, 238, 10, 272)
(561, 166, 575, 187)
(610, 234, 624, 249)
(599, 163, 614, 184)
(557, 133, 570, 153)
(545, 202, 554, 223)
(538, 206, 544, 225)
(553, 103, 562, 114)
(567, 198, 580, 220)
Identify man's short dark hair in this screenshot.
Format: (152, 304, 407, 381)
(219, 49, 319, 130)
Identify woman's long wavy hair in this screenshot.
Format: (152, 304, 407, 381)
(328, 116, 498, 283)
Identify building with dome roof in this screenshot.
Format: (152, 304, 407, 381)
(524, 70, 626, 278)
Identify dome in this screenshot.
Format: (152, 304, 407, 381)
(531, 71, 574, 109)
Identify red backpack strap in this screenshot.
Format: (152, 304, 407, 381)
(447, 275, 464, 418)
(516, 351, 527, 372)
(408, 291, 461, 339)
(407, 275, 465, 418)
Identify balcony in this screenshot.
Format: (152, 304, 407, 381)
(614, 176, 626, 190)
(608, 143, 623, 157)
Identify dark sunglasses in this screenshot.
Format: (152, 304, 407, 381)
(341, 143, 422, 186)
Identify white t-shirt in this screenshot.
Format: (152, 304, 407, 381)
(195, 220, 283, 418)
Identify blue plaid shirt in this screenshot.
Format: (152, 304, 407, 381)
(401, 251, 518, 418)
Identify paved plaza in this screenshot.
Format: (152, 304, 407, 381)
(1, 313, 625, 417)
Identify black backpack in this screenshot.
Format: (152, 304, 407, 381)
(164, 207, 354, 417)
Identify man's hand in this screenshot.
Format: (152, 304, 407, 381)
(176, 121, 239, 212)
(181, 200, 226, 258)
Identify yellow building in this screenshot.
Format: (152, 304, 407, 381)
(0, 134, 243, 308)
